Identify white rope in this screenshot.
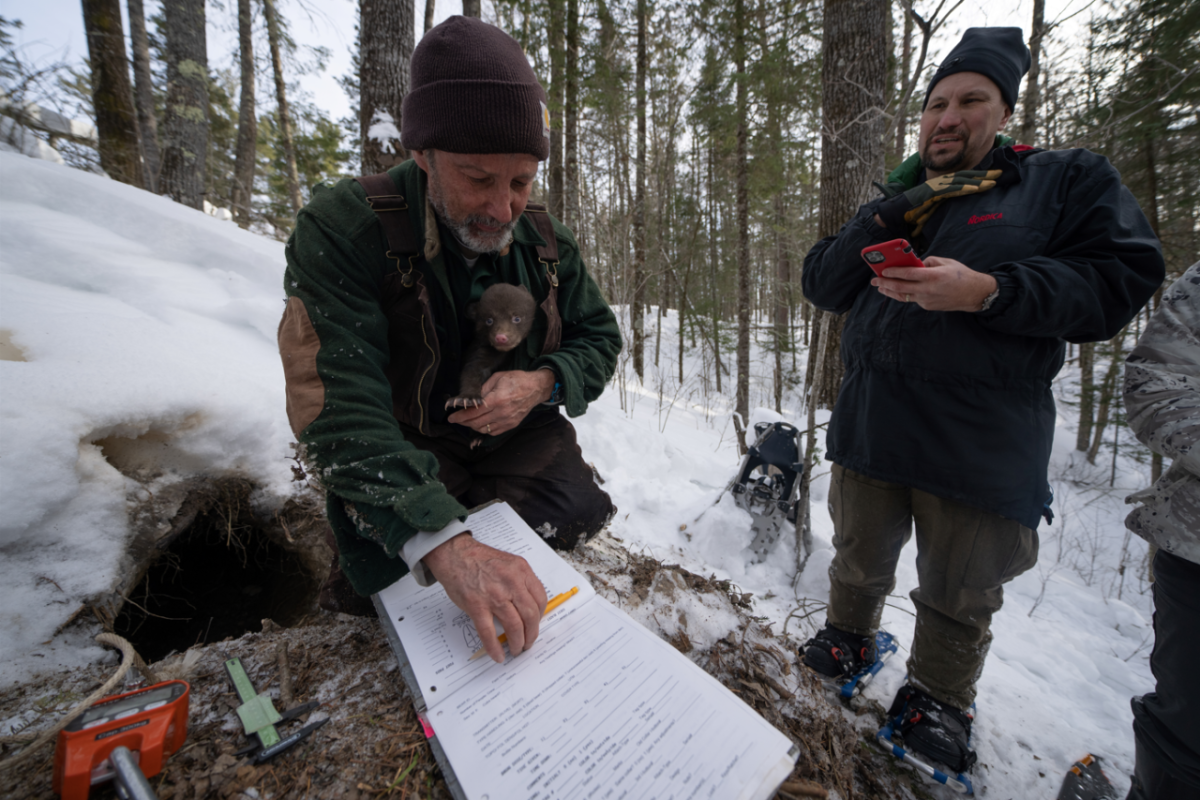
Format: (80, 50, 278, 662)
(0, 633, 137, 772)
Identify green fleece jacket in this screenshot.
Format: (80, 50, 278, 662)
(279, 159, 621, 594)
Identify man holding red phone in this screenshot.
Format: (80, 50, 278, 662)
(800, 27, 1163, 773)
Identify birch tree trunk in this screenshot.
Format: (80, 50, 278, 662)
(425, 0, 436, 33)
(83, 0, 144, 188)
(233, 0, 257, 228)
(127, 0, 160, 190)
(360, 0, 412, 175)
(565, 0, 579, 231)
(548, 0, 565, 218)
(264, 0, 302, 212)
(462, 0, 480, 18)
(159, 0, 209, 209)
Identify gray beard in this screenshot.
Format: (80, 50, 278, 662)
(430, 195, 517, 254)
(425, 159, 518, 254)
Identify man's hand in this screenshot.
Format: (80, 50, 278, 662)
(871, 256, 998, 312)
(447, 369, 555, 436)
(421, 533, 548, 663)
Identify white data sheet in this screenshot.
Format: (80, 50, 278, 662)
(376, 502, 795, 800)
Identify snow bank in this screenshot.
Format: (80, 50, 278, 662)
(0, 152, 295, 685)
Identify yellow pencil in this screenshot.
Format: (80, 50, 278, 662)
(468, 586, 579, 661)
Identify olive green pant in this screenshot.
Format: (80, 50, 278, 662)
(826, 464, 1039, 710)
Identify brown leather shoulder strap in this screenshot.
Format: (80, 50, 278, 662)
(522, 202, 559, 264)
(354, 173, 419, 256)
(522, 203, 562, 356)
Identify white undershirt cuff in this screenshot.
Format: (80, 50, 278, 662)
(400, 519, 472, 587)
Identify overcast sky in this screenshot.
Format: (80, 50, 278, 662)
(2, 0, 1100, 131)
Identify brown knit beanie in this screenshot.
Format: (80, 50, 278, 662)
(401, 16, 550, 161)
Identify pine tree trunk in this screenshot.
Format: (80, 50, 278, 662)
(233, 0, 257, 229)
(127, 0, 160, 191)
(774, 191, 789, 414)
(1017, 0, 1045, 145)
(424, 0, 436, 33)
(810, 0, 888, 409)
(159, 0, 209, 210)
(264, 0, 302, 212)
(462, 0, 480, 18)
(83, 0, 144, 188)
(565, 0, 579, 231)
(1076, 341, 1094, 452)
(734, 0, 750, 442)
(1087, 335, 1125, 465)
(360, 0, 412, 176)
(1143, 133, 1163, 483)
(548, 0, 565, 218)
(708, 144, 723, 394)
(892, 5, 913, 163)
(632, 0, 646, 381)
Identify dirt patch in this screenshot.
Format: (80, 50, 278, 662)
(1, 528, 925, 800)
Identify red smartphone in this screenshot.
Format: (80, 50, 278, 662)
(861, 239, 925, 276)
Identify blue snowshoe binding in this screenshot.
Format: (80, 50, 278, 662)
(877, 684, 977, 795)
(801, 625, 898, 702)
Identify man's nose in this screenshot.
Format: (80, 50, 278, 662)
(482, 185, 514, 224)
(936, 107, 964, 130)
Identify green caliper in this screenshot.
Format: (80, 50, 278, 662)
(223, 657, 326, 762)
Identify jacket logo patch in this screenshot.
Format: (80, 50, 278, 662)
(968, 212, 1003, 225)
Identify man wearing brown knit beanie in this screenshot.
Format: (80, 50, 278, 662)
(278, 16, 621, 664)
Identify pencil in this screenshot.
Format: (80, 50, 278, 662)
(468, 586, 579, 662)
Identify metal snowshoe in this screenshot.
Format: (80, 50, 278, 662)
(730, 421, 803, 563)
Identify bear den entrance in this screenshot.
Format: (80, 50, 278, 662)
(114, 479, 324, 663)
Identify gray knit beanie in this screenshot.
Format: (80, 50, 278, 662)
(401, 16, 550, 161)
(922, 27, 1031, 112)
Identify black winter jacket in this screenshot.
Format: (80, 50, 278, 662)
(802, 146, 1164, 529)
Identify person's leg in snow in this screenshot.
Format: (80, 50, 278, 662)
(824, 465, 914, 636)
(906, 488, 1038, 711)
(1126, 549, 1200, 799)
(818, 464, 1038, 769)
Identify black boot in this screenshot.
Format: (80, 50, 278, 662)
(888, 684, 977, 774)
(801, 622, 876, 678)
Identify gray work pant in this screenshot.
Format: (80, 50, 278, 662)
(826, 464, 1039, 710)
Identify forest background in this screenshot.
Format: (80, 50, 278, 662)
(1, 0, 1197, 591)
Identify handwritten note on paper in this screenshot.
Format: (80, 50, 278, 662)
(376, 502, 796, 800)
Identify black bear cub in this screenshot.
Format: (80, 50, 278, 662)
(446, 283, 537, 413)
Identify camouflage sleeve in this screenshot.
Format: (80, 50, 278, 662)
(1124, 261, 1200, 478)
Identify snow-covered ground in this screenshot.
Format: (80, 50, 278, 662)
(0, 151, 1154, 798)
